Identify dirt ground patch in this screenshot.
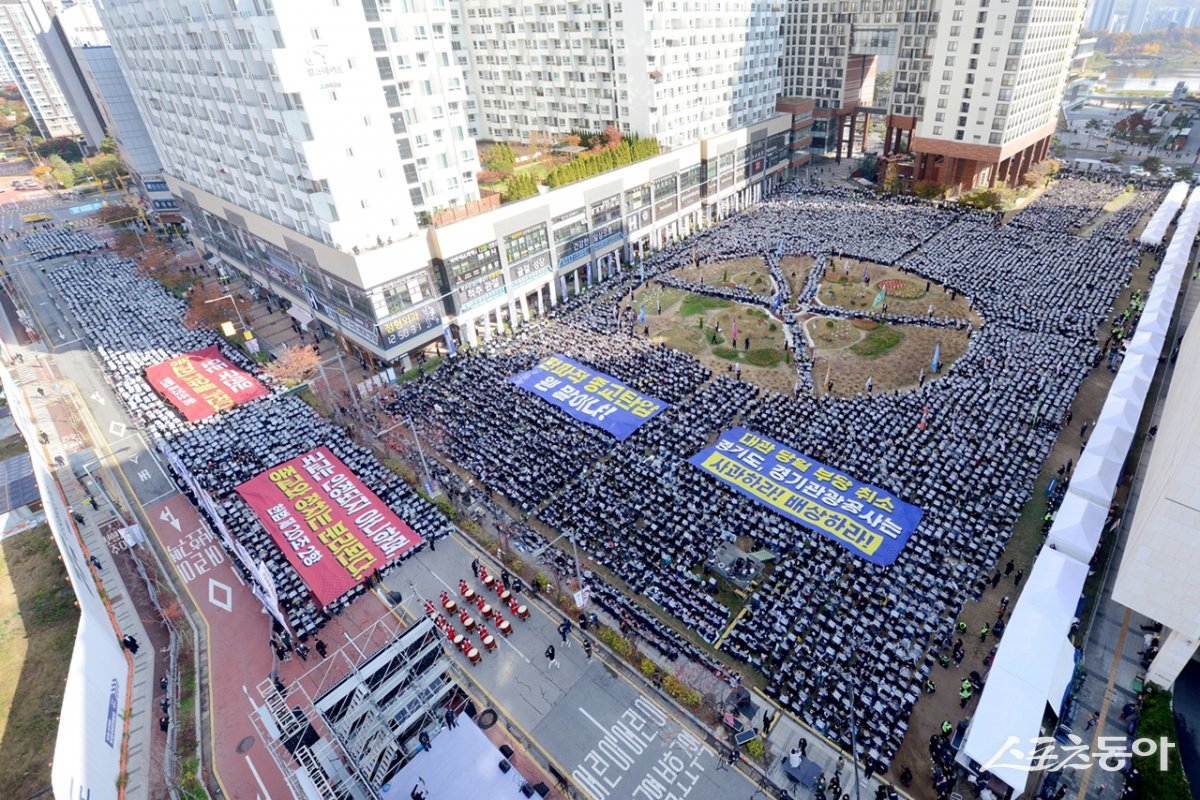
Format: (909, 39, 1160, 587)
(0, 524, 79, 800)
(817, 258, 981, 324)
(780, 254, 815, 300)
(670, 255, 774, 296)
(806, 319, 971, 396)
(637, 284, 795, 395)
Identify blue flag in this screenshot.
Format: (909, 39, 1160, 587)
(931, 343, 941, 373)
(639, 303, 646, 325)
(639, 262, 645, 285)
(443, 324, 457, 358)
(773, 291, 782, 313)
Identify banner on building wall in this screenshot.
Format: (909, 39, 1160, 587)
(236, 446, 423, 606)
(508, 354, 667, 441)
(145, 346, 267, 421)
(689, 428, 923, 565)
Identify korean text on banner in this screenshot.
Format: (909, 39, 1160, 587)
(236, 446, 422, 606)
(508, 354, 667, 441)
(688, 428, 923, 565)
(145, 345, 268, 422)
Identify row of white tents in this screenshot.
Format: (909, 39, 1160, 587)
(960, 182, 1200, 795)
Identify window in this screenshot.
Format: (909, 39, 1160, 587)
(409, 187, 423, 206)
(310, 28, 320, 40)
(989, 133, 1002, 145)
(377, 57, 393, 80)
(369, 28, 386, 51)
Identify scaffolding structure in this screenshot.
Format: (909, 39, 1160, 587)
(248, 613, 454, 799)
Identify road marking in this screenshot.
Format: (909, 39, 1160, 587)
(89, 391, 106, 405)
(108, 420, 127, 436)
(209, 579, 233, 612)
(244, 755, 274, 800)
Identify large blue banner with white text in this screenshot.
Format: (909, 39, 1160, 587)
(689, 427, 923, 564)
(509, 354, 667, 441)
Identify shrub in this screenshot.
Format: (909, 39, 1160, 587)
(1132, 688, 1190, 800)
(476, 169, 505, 184)
(661, 674, 702, 708)
(641, 658, 658, 678)
(743, 737, 765, 761)
(533, 572, 550, 593)
(598, 627, 636, 659)
(747, 349, 782, 368)
(713, 347, 740, 360)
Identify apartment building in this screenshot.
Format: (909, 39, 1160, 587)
(460, 0, 785, 150)
(95, 0, 481, 361)
(778, 0, 1088, 191)
(0, 0, 82, 138)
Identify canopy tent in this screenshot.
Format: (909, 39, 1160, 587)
(1071, 450, 1125, 506)
(1096, 393, 1144, 434)
(961, 550, 1087, 794)
(1049, 639, 1081, 714)
(1139, 181, 1189, 245)
(287, 304, 315, 327)
(1045, 490, 1109, 563)
(1085, 423, 1135, 472)
(1114, 351, 1156, 387)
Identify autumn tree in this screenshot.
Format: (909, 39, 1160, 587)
(603, 125, 622, 149)
(183, 282, 253, 331)
(91, 204, 138, 227)
(263, 344, 320, 387)
(111, 229, 143, 257)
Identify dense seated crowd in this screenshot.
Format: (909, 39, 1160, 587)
(1009, 175, 1126, 232)
(388, 181, 1149, 770)
(24, 227, 101, 260)
(45, 256, 450, 634)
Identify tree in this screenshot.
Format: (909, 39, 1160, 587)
(503, 171, 539, 201)
(99, 132, 118, 154)
(183, 282, 253, 331)
(46, 153, 75, 188)
(1140, 156, 1162, 174)
(1085, 119, 1101, 131)
(90, 204, 138, 226)
(111, 229, 143, 257)
(603, 125, 622, 149)
(11, 124, 28, 139)
(88, 153, 125, 183)
(483, 143, 515, 173)
(1176, 166, 1194, 182)
(913, 181, 946, 201)
(263, 344, 320, 387)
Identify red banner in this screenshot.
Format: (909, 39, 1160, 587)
(235, 446, 423, 606)
(145, 346, 268, 421)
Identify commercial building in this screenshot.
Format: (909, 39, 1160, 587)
(1112, 297, 1200, 689)
(0, 0, 83, 139)
(459, 0, 785, 150)
(779, 0, 1089, 191)
(74, 44, 177, 218)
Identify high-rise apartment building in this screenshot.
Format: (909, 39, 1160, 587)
(778, 0, 1087, 191)
(0, 0, 83, 138)
(1087, 0, 1116, 32)
(94, 0, 482, 363)
(37, 0, 109, 148)
(1125, 0, 1150, 32)
(459, 0, 785, 150)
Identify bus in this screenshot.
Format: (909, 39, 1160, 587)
(21, 213, 51, 224)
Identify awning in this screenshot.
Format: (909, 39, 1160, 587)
(287, 304, 314, 326)
(157, 213, 185, 224)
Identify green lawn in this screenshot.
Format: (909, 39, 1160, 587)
(0, 525, 79, 800)
(850, 326, 904, 357)
(679, 295, 732, 317)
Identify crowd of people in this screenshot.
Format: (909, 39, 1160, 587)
(389, 180, 1150, 772)
(24, 227, 101, 260)
(45, 255, 451, 635)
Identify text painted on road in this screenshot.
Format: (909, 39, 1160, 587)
(166, 525, 226, 583)
(571, 697, 706, 800)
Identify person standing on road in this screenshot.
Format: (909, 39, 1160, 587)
(545, 644, 559, 669)
(583, 638, 592, 661)
(559, 619, 572, 647)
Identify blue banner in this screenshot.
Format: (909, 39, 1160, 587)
(688, 427, 923, 565)
(509, 354, 668, 441)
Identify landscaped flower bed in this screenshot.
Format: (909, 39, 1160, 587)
(877, 278, 923, 299)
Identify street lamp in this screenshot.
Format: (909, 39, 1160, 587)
(529, 527, 586, 609)
(376, 416, 437, 497)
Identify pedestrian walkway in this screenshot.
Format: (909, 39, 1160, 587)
(14, 352, 158, 800)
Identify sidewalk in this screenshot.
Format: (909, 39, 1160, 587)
(14, 350, 158, 800)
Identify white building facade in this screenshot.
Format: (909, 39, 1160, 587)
(0, 0, 82, 139)
(460, 0, 785, 150)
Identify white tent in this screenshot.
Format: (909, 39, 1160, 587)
(1071, 450, 1125, 505)
(1045, 490, 1109, 563)
(1116, 351, 1156, 387)
(1135, 309, 1170, 340)
(1096, 393, 1144, 434)
(961, 550, 1087, 793)
(1085, 423, 1135, 471)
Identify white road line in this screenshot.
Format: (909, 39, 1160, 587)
(244, 755, 274, 800)
(139, 489, 176, 508)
